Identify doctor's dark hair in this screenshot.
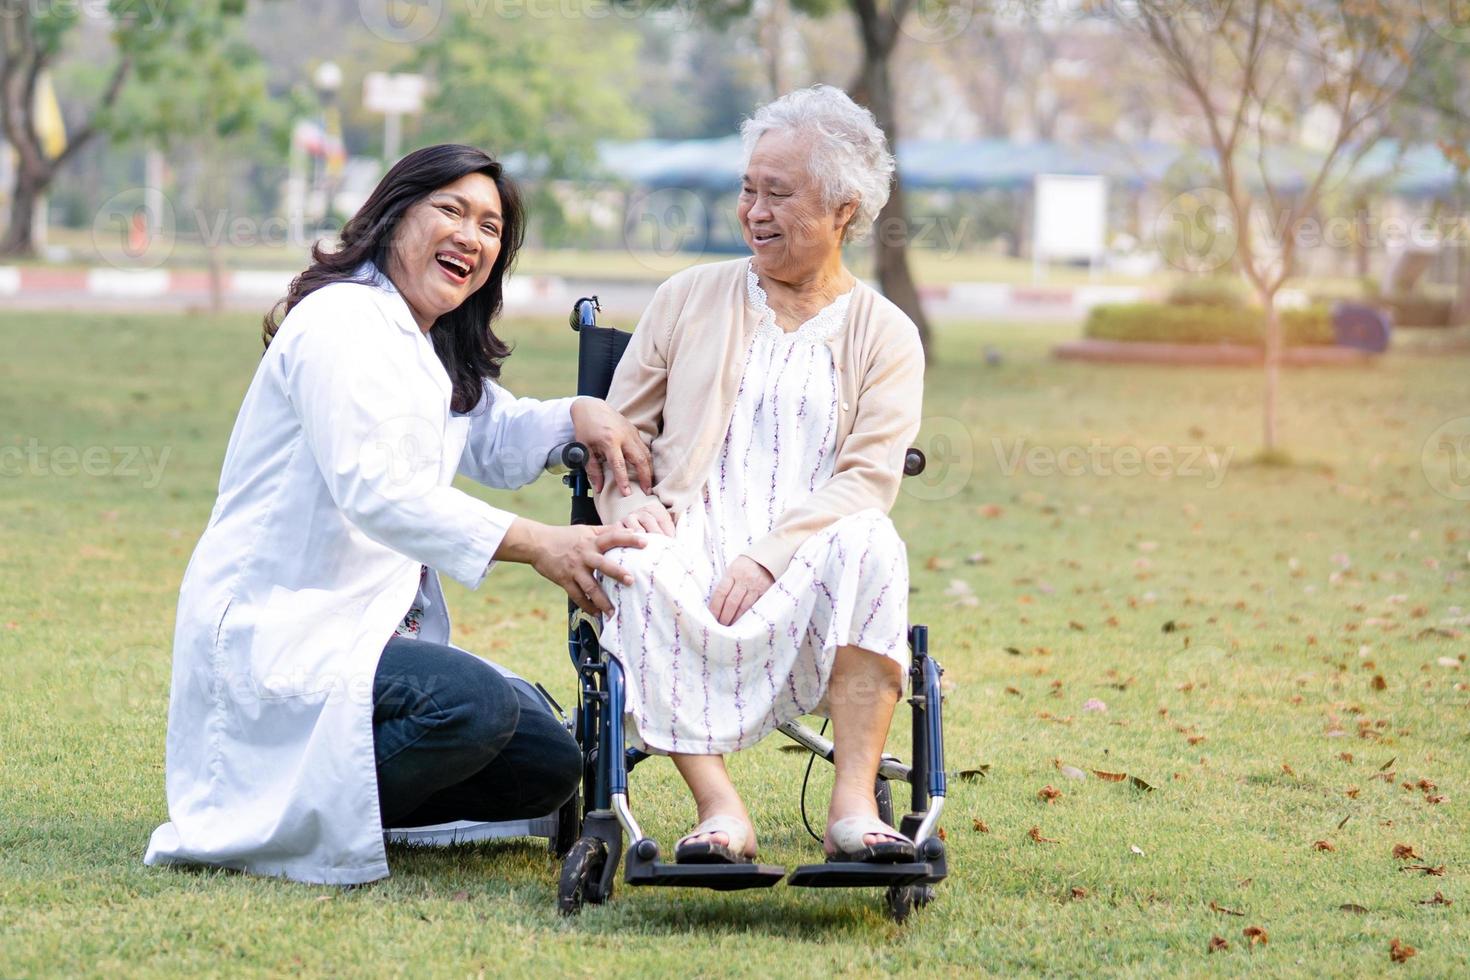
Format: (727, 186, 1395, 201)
(262, 143, 525, 413)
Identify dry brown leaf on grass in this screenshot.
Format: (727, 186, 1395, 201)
(1339, 903, 1370, 914)
(972, 818, 990, 833)
(1093, 769, 1127, 782)
(1403, 865, 1446, 876)
(1393, 843, 1421, 861)
(1378, 756, 1397, 771)
(1242, 926, 1269, 946)
(1028, 826, 1059, 844)
(957, 766, 990, 782)
(1208, 936, 1230, 953)
(1070, 886, 1088, 900)
(1038, 785, 1062, 803)
(1337, 815, 1352, 829)
(1417, 891, 1452, 906)
(1314, 840, 1336, 852)
(1389, 939, 1417, 963)
(1209, 900, 1245, 916)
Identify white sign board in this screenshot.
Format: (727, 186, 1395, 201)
(1033, 174, 1108, 263)
(363, 72, 428, 115)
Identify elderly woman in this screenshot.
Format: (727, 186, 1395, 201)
(595, 86, 925, 866)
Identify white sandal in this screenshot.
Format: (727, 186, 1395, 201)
(825, 816, 916, 864)
(675, 815, 754, 865)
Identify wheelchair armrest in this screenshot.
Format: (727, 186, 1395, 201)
(547, 441, 590, 475)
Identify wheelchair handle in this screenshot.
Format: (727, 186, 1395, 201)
(547, 441, 590, 475)
(569, 296, 601, 331)
(904, 447, 926, 477)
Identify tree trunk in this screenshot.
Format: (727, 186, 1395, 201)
(848, 0, 932, 356)
(0, 173, 42, 257)
(1261, 290, 1282, 453)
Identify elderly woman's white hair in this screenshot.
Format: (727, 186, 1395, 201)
(740, 85, 895, 238)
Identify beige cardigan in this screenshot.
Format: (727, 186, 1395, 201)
(597, 258, 925, 578)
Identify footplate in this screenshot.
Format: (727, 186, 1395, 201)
(786, 861, 933, 888)
(623, 840, 786, 890)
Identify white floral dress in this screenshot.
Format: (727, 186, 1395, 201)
(601, 263, 910, 755)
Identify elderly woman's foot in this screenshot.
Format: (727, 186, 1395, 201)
(670, 753, 758, 862)
(675, 812, 759, 864)
(824, 786, 915, 862)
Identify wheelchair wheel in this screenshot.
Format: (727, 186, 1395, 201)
(557, 836, 607, 916)
(884, 882, 934, 924)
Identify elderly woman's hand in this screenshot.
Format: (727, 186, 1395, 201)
(708, 556, 775, 626)
(620, 502, 676, 537)
(571, 397, 652, 498)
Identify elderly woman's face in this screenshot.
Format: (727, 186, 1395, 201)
(739, 130, 855, 282)
(386, 172, 503, 331)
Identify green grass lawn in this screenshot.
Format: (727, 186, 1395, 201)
(1, 308, 1466, 977)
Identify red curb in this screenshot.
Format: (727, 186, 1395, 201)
(19, 267, 88, 292)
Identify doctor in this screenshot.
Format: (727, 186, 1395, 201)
(146, 144, 648, 885)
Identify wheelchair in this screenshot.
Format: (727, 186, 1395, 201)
(546, 296, 949, 923)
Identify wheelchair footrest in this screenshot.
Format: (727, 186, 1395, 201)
(624, 859, 788, 891)
(786, 861, 935, 888)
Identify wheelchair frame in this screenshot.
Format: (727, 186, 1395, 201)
(551, 297, 948, 922)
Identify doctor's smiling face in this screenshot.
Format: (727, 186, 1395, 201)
(385, 171, 504, 332)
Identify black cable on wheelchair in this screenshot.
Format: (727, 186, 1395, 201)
(798, 718, 830, 844)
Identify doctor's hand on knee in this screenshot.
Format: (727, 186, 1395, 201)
(570, 398, 652, 499)
(497, 519, 645, 616)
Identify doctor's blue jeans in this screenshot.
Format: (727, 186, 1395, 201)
(372, 637, 582, 829)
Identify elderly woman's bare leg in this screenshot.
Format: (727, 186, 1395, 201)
(825, 644, 906, 854)
(670, 753, 759, 859)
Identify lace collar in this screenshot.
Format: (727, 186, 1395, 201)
(745, 261, 853, 343)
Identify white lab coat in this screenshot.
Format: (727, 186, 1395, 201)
(144, 265, 576, 885)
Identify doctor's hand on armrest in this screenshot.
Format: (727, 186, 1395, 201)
(709, 556, 775, 627)
(570, 398, 652, 499)
(497, 519, 645, 617)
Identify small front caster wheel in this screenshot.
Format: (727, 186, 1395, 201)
(557, 836, 607, 916)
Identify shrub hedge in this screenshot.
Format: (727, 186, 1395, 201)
(1084, 302, 1336, 347)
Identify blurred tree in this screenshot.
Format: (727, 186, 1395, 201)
(109, 22, 287, 307)
(412, 2, 647, 245)
(413, 4, 646, 177)
(1392, 21, 1470, 323)
(0, 0, 252, 257)
(1102, 0, 1426, 455)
